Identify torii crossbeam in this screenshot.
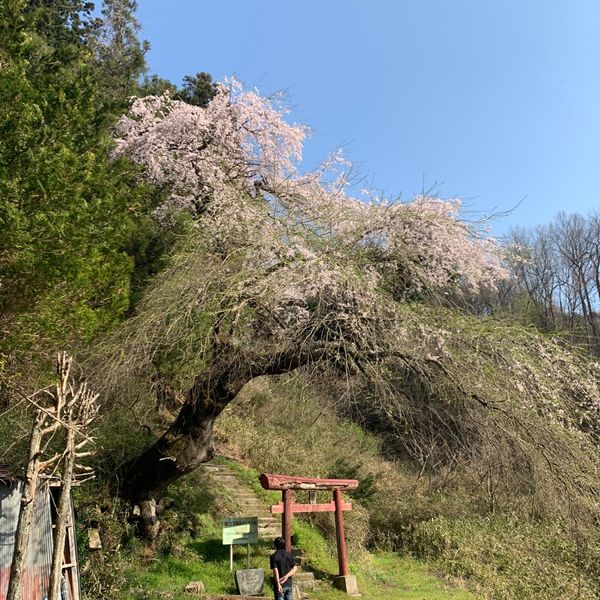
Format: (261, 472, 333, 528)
(259, 473, 360, 595)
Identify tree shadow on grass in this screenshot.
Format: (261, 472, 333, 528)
(187, 538, 275, 595)
(189, 537, 230, 562)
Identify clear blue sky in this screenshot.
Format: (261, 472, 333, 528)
(134, 0, 600, 236)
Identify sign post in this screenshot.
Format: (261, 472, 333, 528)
(222, 517, 258, 570)
(222, 516, 265, 596)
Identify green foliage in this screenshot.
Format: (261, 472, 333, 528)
(0, 0, 163, 383)
(74, 481, 138, 600)
(410, 516, 600, 599)
(328, 457, 378, 506)
(92, 0, 149, 110)
(293, 515, 473, 600)
(216, 360, 600, 597)
(2, 4, 599, 599)
(176, 71, 218, 107)
(75, 464, 473, 599)
(24, 0, 98, 51)
(137, 74, 177, 97)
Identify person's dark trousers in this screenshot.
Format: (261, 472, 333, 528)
(274, 584, 293, 600)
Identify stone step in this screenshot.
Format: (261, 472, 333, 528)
(258, 526, 281, 534)
(230, 495, 265, 501)
(295, 571, 317, 590)
(203, 460, 321, 589)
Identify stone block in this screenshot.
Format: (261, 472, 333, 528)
(235, 568, 265, 596)
(88, 527, 102, 550)
(184, 581, 205, 594)
(333, 574, 360, 596)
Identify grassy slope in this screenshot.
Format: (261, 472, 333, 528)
(75, 305, 600, 599)
(105, 486, 473, 600)
(212, 303, 600, 599)
(76, 458, 472, 599)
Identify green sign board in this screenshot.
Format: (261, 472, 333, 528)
(222, 517, 259, 545)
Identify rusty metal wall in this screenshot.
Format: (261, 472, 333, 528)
(0, 481, 21, 600)
(0, 482, 53, 600)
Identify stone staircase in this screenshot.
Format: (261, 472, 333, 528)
(291, 549, 319, 599)
(201, 460, 319, 599)
(202, 460, 281, 539)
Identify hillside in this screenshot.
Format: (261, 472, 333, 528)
(2, 3, 600, 600)
(64, 303, 600, 599)
(73, 455, 474, 599)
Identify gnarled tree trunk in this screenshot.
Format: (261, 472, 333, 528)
(119, 347, 324, 539)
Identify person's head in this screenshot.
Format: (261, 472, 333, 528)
(274, 537, 285, 550)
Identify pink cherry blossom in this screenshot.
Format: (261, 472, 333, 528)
(114, 79, 508, 305)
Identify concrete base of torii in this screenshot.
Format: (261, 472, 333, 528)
(333, 574, 360, 596)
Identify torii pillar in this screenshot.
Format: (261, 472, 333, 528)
(260, 473, 360, 596)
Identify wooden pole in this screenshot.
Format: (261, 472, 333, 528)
(48, 426, 75, 600)
(282, 489, 292, 552)
(333, 489, 349, 577)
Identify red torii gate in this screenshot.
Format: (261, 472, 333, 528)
(259, 473, 359, 595)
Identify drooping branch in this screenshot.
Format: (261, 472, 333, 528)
(106, 78, 511, 541)
(119, 342, 339, 508)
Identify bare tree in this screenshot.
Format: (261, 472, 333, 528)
(7, 353, 99, 600)
(509, 211, 600, 350)
(48, 353, 99, 600)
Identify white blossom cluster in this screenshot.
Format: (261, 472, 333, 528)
(113, 79, 509, 349)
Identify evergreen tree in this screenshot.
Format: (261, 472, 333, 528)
(0, 0, 152, 375)
(92, 0, 149, 110)
(176, 71, 218, 107)
(138, 73, 178, 97)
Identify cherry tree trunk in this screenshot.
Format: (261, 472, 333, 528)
(119, 361, 238, 539)
(119, 348, 317, 539)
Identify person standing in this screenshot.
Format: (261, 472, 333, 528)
(270, 537, 297, 600)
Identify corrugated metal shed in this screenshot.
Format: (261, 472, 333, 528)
(0, 481, 21, 597)
(0, 481, 53, 600)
